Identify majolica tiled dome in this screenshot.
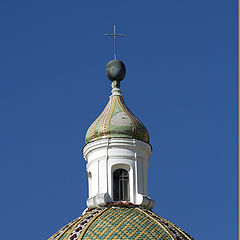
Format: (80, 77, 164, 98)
(85, 94, 149, 144)
(49, 205, 194, 240)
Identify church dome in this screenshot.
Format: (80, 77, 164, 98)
(49, 204, 194, 240)
(49, 26, 195, 240)
(85, 59, 149, 145)
(85, 94, 149, 144)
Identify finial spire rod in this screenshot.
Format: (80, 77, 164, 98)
(105, 25, 126, 60)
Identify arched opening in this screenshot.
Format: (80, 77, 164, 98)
(113, 168, 129, 201)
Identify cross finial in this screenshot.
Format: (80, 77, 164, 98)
(105, 25, 126, 60)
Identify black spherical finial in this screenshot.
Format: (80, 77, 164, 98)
(106, 60, 126, 82)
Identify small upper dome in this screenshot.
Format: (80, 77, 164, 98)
(85, 60, 149, 145)
(85, 94, 149, 144)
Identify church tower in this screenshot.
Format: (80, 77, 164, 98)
(83, 58, 154, 210)
(49, 26, 194, 240)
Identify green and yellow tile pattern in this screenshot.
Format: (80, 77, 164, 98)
(85, 95, 149, 144)
(48, 206, 194, 240)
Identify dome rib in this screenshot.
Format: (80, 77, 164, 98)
(137, 208, 175, 240)
(102, 96, 116, 138)
(49, 215, 82, 240)
(78, 208, 109, 239)
(49, 208, 105, 240)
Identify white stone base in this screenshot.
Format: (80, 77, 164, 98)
(87, 193, 111, 208)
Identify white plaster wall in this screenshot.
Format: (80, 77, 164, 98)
(83, 138, 154, 208)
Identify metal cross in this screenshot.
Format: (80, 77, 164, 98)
(105, 25, 126, 60)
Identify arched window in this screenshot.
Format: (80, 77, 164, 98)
(113, 169, 129, 201)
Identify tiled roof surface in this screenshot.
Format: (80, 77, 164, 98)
(85, 95, 149, 144)
(49, 206, 194, 240)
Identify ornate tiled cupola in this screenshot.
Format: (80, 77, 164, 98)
(83, 59, 155, 210)
(49, 26, 195, 240)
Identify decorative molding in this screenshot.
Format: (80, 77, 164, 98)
(87, 193, 111, 208)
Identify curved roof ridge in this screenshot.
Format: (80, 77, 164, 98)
(49, 216, 82, 240)
(48, 208, 105, 240)
(78, 208, 109, 239)
(147, 211, 195, 240)
(137, 208, 175, 240)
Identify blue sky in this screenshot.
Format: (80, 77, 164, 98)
(0, 0, 236, 239)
